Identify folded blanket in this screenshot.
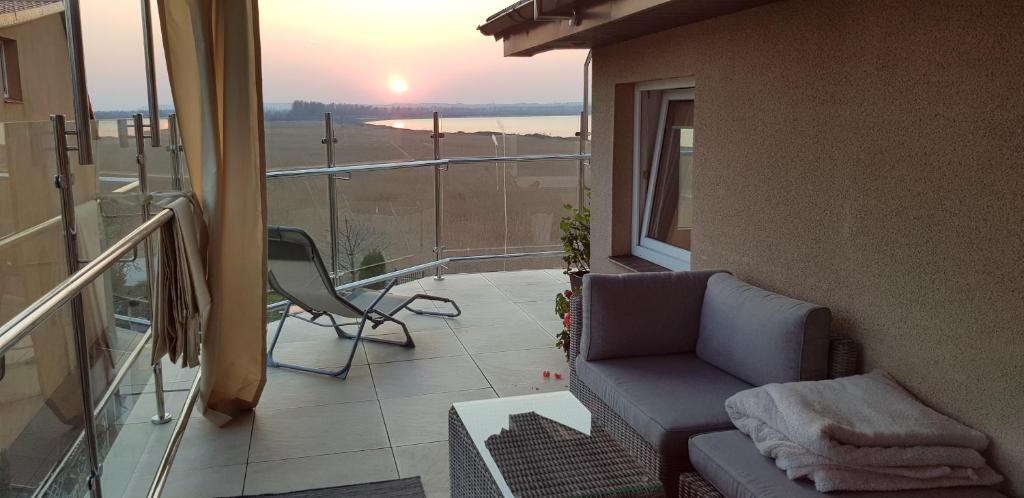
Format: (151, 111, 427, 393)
(725, 370, 1003, 492)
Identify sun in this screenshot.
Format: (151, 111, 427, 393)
(388, 75, 409, 94)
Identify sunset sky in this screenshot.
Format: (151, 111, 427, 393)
(82, 0, 587, 110)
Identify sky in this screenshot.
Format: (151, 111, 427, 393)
(81, 0, 588, 110)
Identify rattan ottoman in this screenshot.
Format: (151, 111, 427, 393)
(449, 391, 665, 497)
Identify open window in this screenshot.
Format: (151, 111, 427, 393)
(633, 85, 694, 270)
(0, 37, 22, 103)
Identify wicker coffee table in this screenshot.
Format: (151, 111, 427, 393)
(449, 391, 664, 497)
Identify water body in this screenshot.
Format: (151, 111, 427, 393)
(367, 115, 588, 139)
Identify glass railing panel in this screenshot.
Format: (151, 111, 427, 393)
(442, 159, 574, 274)
(331, 166, 437, 285)
(267, 174, 331, 262)
(501, 158, 576, 272)
(0, 120, 68, 326)
(265, 120, 328, 171)
(333, 122, 434, 166)
(0, 304, 85, 498)
(97, 335, 193, 498)
(441, 162, 507, 274)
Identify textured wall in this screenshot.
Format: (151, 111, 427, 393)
(0, 14, 73, 122)
(589, 0, 1024, 493)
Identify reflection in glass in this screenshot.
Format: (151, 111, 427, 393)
(645, 100, 694, 251)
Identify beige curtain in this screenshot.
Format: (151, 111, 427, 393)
(157, 0, 267, 423)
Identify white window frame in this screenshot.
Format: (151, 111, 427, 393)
(632, 79, 695, 270)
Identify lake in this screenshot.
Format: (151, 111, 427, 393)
(367, 115, 588, 139)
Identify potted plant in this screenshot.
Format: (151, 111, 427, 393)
(559, 197, 590, 294)
(554, 289, 573, 361)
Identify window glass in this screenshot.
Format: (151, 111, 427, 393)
(633, 86, 694, 269)
(645, 100, 693, 250)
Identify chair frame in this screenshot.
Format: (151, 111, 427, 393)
(266, 227, 461, 378)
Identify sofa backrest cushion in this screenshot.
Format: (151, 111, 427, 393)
(696, 273, 831, 386)
(582, 270, 724, 361)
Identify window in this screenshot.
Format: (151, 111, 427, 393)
(1, 37, 22, 103)
(632, 83, 694, 269)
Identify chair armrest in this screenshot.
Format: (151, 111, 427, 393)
(580, 270, 726, 361)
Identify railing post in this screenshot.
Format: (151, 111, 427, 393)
(140, 0, 160, 147)
(62, 0, 94, 165)
(166, 114, 184, 190)
(577, 111, 587, 209)
(431, 112, 445, 280)
(134, 114, 172, 425)
(51, 114, 104, 498)
(323, 113, 340, 285)
(578, 49, 592, 209)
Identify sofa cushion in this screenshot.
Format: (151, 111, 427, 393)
(582, 270, 725, 361)
(689, 430, 1004, 498)
(696, 274, 831, 386)
(575, 353, 752, 457)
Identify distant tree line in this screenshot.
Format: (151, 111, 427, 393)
(265, 100, 585, 122)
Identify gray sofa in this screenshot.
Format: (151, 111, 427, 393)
(568, 270, 836, 496)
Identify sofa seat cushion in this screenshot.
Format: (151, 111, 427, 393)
(575, 353, 752, 457)
(689, 430, 1004, 498)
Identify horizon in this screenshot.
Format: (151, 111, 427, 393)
(82, 0, 588, 111)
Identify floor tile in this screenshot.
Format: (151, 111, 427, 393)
(259, 365, 376, 411)
(444, 302, 536, 329)
(394, 442, 451, 498)
(365, 328, 467, 364)
(483, 270, 559, 286)
(249, 400, 389, 462)
(243, 448, 398, 496)
(123, 390, 190, 424)
(473, 348, 571, 397)
(268, 335, 367, 369)
(498, 282, 570, 303)
(453, 322, 556, 354)
(161, 464, 246, 498)
(172, 412, 253, 471)
(370, 356, 489, 399)
(380, 389, 496, 446)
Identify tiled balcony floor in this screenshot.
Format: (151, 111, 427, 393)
(109, 269, 573, 498)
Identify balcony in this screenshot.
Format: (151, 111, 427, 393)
(106, 269, 572, 498)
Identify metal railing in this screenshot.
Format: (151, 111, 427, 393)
(0, 110, 185, 498)
(267, 112, 590, 296)
(2, 111, 589, 497)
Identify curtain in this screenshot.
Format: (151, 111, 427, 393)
(157, 0, 267, 423)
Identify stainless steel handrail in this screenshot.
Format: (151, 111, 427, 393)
(0, 209, 173, 356)
(265, 153, 590, 179)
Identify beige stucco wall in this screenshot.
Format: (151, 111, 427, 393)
(0, 14, 74, 122)
(590, 0, 1024, 493)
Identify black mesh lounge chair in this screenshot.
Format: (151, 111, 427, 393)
(267, 226, 461, 378)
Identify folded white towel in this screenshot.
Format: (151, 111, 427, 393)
(726, 370, 1003, 492)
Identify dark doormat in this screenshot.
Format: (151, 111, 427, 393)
(228, 477, 425, 498)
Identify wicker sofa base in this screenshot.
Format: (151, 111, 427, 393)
(570, 375, 691, 497)
(678, 472, 724, 498)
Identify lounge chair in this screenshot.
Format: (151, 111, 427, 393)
(266, 225, 461, 378)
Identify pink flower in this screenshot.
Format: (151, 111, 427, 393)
(564, 290, 573, 299)
(563, 314, 571, 329)
(542, 370, 551, 378)
(554, 373, 563, 380)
